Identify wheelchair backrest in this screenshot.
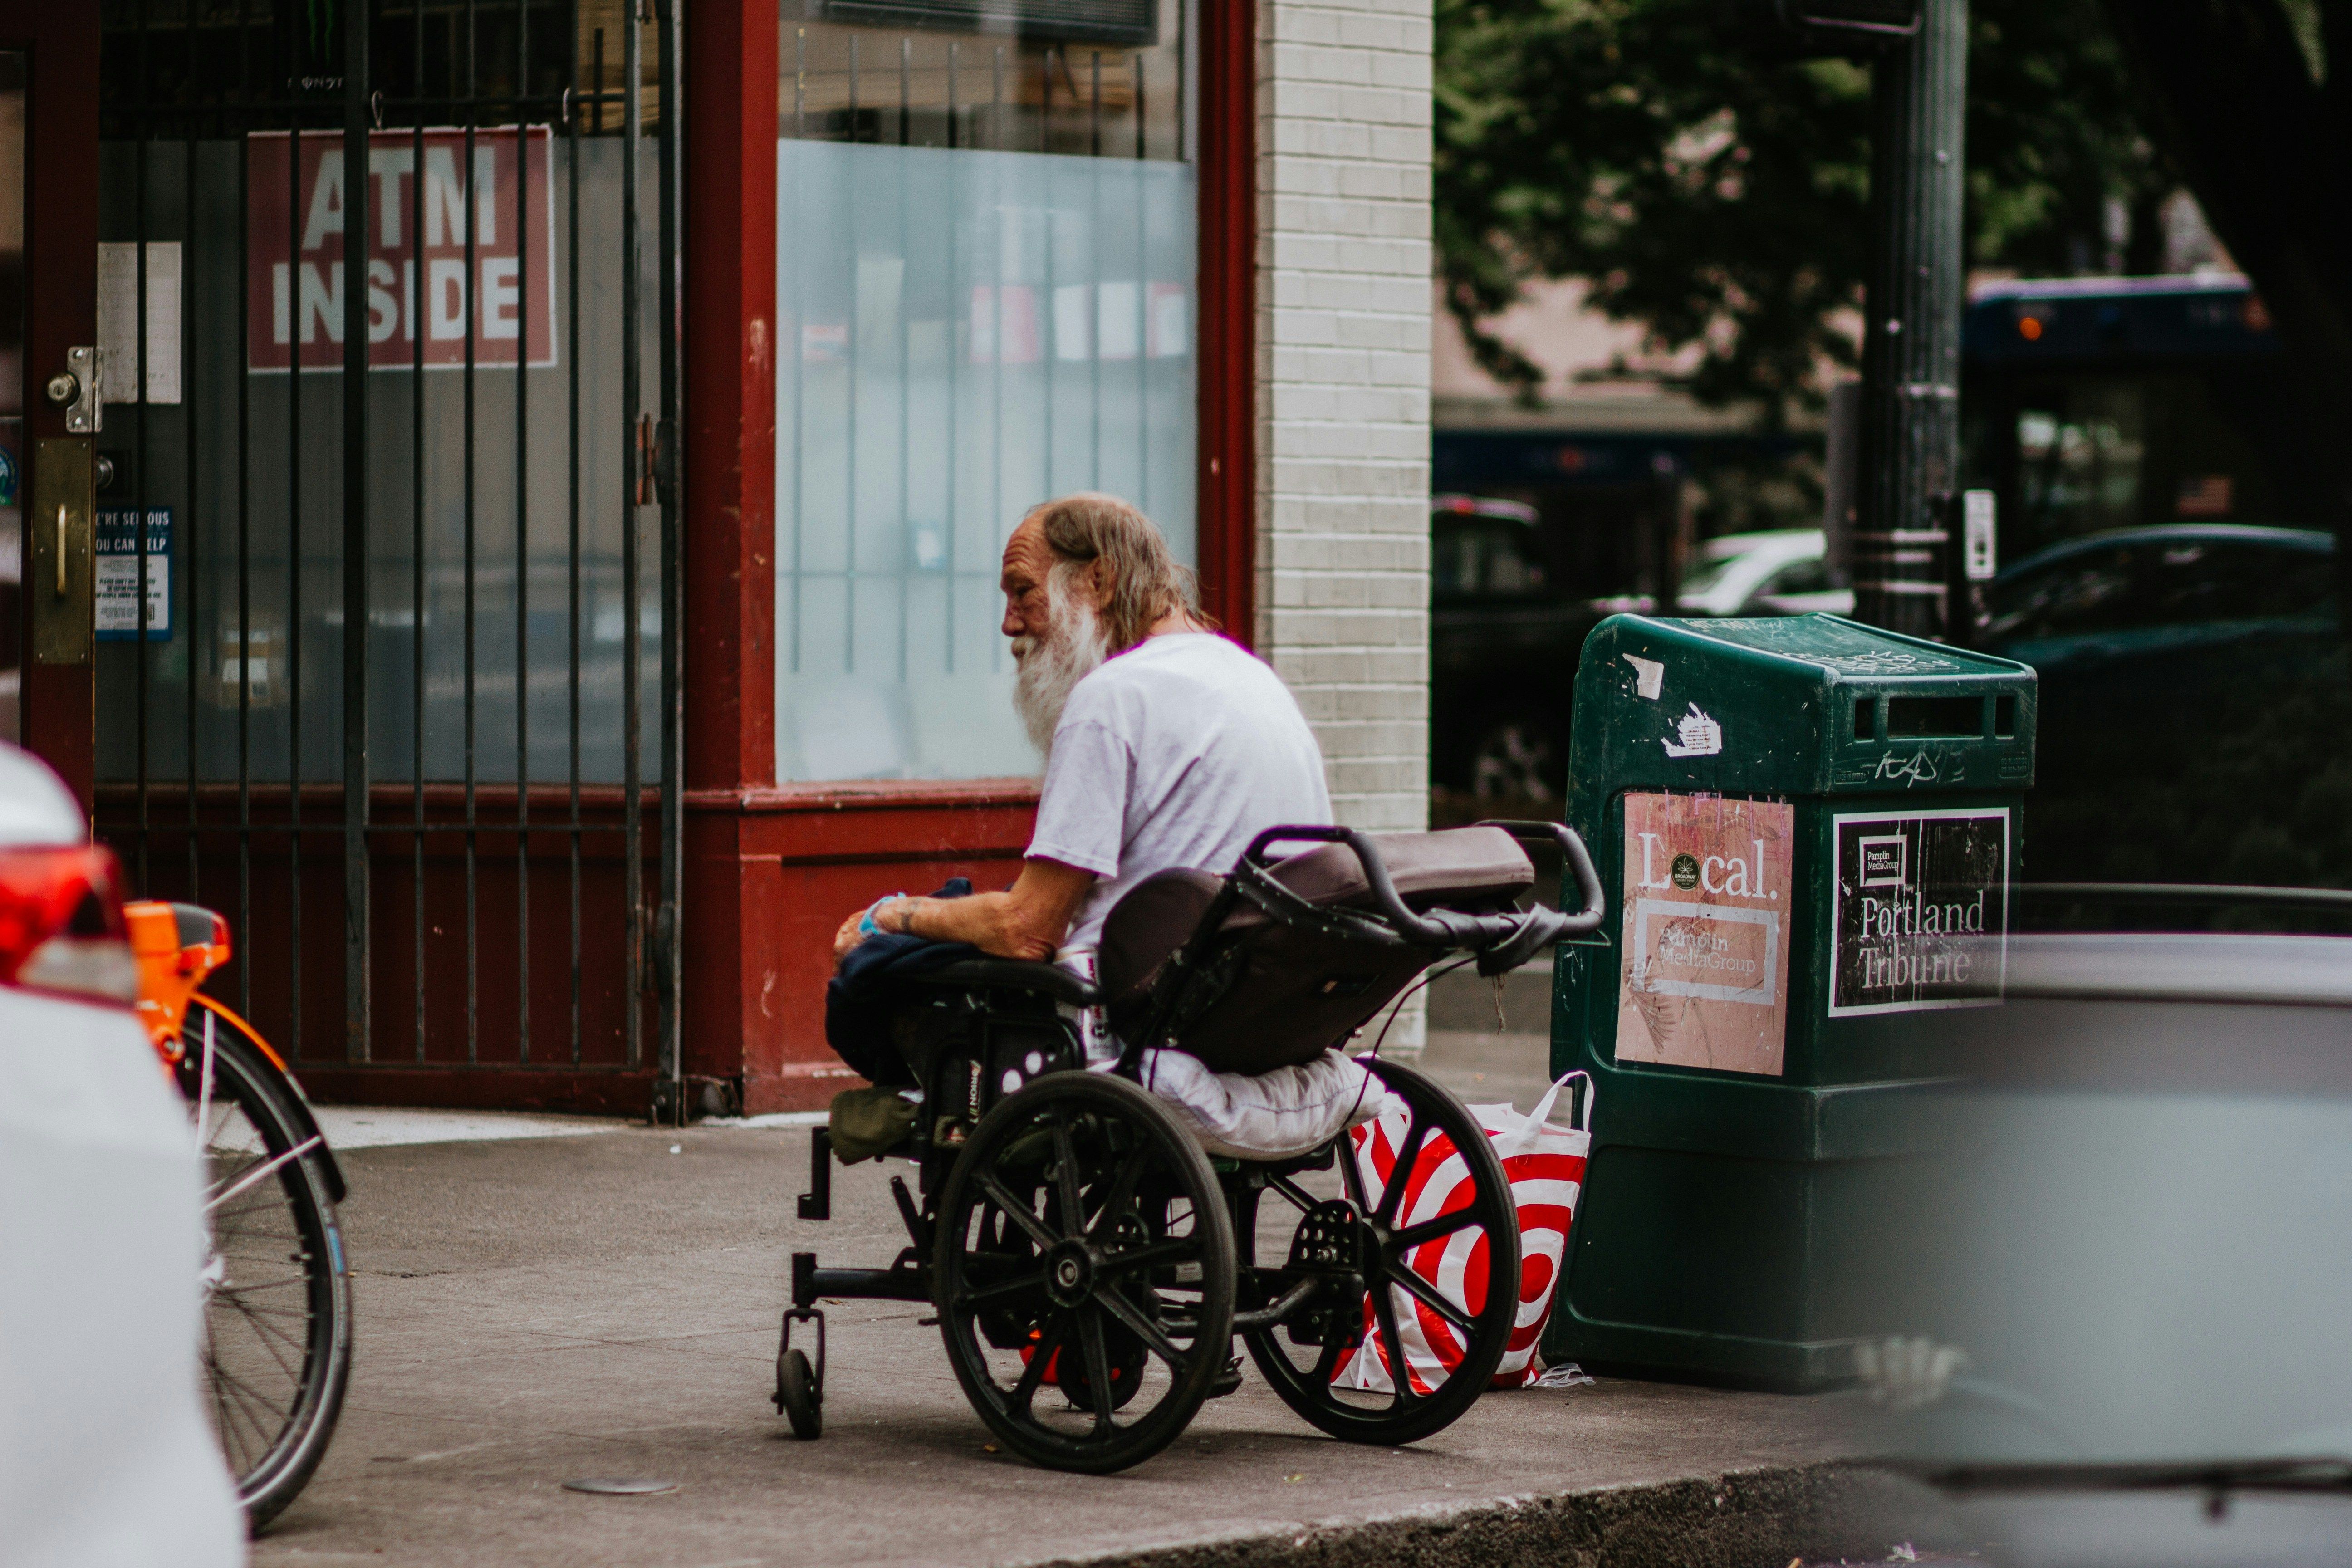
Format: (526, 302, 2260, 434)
(1098, 826, 1536, 1075)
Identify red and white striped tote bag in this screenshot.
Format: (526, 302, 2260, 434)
(1333, 1072, 1595, 1394)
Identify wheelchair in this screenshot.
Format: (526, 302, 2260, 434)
(776, 820, 1605, 1473)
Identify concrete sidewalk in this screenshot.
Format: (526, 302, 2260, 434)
(256, 1024, 1867, 1568)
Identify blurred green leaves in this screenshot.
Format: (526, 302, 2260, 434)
(1436, 0, 2172, 425)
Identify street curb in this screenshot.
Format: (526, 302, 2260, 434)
(1024, 1463, 1912, 1568)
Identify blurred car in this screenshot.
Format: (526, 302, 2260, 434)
(0, 741, 244, 1567)
(1428, 495, 1629, 801)
(1978, 522, 2335, 666)
(1860, 927, 2352, 1565)
(1975, 523, 2341, 886)
(1676, 528, 1853, 617)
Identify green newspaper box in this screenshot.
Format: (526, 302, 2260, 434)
(1545, 613, 2037, 1389)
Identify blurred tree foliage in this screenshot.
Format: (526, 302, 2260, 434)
(1435, 0, 2173, 423)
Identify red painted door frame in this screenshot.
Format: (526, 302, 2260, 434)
(1196, 0, 1259, 647)
(0, 7, 98, 804)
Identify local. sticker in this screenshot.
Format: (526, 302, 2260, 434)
(1615, 791, 1794, 1077)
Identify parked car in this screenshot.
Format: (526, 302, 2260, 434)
(1675, 527, 1853, 617)
(1428, 495, 1628, 801)
(1975, 523, 2342, 888)
(0, 742, 245, 1568)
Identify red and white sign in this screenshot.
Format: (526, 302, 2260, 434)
(246, 128, 556, 372)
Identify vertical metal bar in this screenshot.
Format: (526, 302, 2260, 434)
(620, 0, 642, 1072)
(464, 0, 480, 1065)
(185, 1, 202, 899)
(898, 35, 909, 147)
(413, 0, 429, 1065)
(1089, 52, 1101, 485)
(794, 26, 804, 140)
(287, 58, 306, 1060)
(656, 0, 684, 1120)
(137, 3, 152, 893)
(787, 62, 804, 676)
(514, 0, 531, 1064)
(568, 0, 584, 1065)
(944, 40, 958, 667)
(236, 0, 253, 1016)
(848, 33, 858, 142)
(896, 51, 909, 684)
(991, 43, 1003, 152)
(593, 27, 605, 135)
(1135, 53, 1147, 510)
(343, 0, 374, 1064)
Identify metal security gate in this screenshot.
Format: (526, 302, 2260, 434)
(93, 0, 682, 1116)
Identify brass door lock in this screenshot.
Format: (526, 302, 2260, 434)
(46, 346, 101, 433)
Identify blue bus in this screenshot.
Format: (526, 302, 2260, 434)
(1961, 274, 2311, 563)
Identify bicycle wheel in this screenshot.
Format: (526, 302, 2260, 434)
(176, 996, 353, 1529)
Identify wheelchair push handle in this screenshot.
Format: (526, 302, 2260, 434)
(1239, 820, 1606, 951)
(1473, 819, 1607, 936)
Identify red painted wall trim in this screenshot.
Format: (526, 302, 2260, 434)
(1195, 0, 1258, 648)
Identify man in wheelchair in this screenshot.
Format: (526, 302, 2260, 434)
(785, 493, 1604, 1474)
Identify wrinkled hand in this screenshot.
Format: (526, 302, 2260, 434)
(832, 906, 871, 963)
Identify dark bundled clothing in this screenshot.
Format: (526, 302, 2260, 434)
(823, 878, 976, 1084)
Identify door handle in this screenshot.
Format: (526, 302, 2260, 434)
(31, 437, 95, 666)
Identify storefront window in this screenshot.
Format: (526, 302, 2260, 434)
(775, 2, 1196, 781)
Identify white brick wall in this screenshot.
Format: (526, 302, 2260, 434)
(1255, 0, 1433, 1045)
(1254, 0, 1432, 840)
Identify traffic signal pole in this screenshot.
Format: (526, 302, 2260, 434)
(1853, 0, 1968, 637)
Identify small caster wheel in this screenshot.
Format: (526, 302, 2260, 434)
(776, 1347, 822, 1440)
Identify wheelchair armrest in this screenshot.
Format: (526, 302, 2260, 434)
(911, 957, 1104, 1009)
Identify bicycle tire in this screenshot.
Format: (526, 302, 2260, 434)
(177, 996, 353, 1530)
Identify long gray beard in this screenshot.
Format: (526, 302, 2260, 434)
(1012, 591, 1110, 760)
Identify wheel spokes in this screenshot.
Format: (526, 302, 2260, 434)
(1087, 1143, 1152, 1240)
(1090, 1282, 1189, 1372)
(1391, 1203, 1480, 1250)
(975, 1171, 1058, 1250)
(1369, 1272, 1417, 1406)
(1382, 1261, 1476, 1333)
(1076, 1310, 1119, 1433)
(1049, 1112, 1086, 1240)
(1097, 1235, 1197, 1279)
(1374, 1114, 1432, 1226)
(1006, 1313, 1064, 1418)
(957, 1269, 1051, 1311)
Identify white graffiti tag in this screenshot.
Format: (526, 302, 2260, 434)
(1874, 749, 1940, 786)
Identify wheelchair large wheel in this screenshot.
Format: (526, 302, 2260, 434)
(1234, 1055, 1519, 1447)
(933, 1071, 1236, 1474)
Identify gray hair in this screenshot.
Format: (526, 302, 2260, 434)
(1027, 492, 1211, 653)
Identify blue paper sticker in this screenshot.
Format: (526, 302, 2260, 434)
(0, 446, 16, 508)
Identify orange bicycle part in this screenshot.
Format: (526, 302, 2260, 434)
(124, 900, 231, 1058)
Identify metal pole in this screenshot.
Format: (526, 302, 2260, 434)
(1852, 0, 1967, 638)
(343, 4, 374, 1061)
(655, 0, 685, 1124)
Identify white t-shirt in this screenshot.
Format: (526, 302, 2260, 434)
(1028, 633, 1332, 950)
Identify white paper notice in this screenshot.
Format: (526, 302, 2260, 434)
(97, 241, 182, 404)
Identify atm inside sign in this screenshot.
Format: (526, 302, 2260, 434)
(246, 129, 556, 371)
